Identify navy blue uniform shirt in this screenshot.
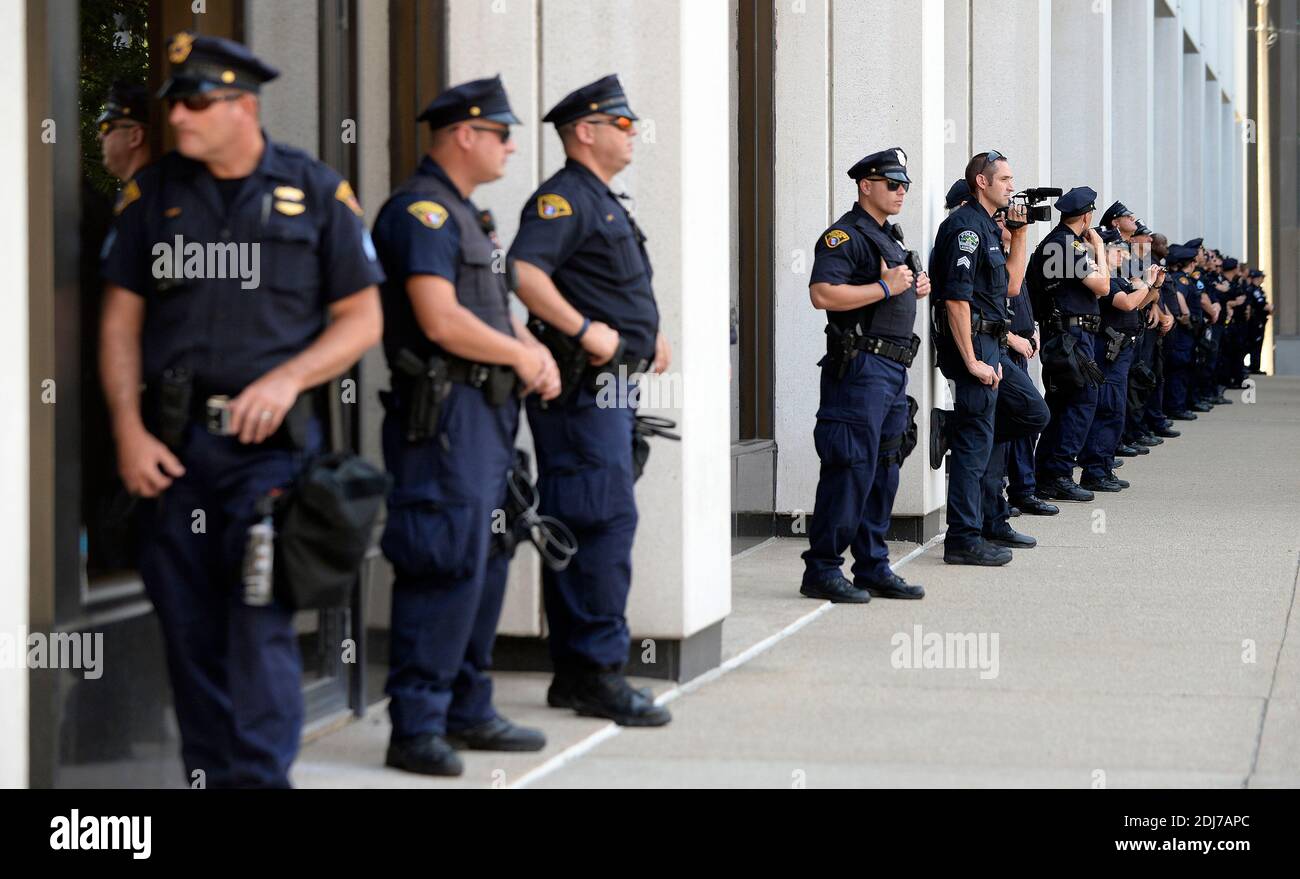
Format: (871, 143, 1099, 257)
(1008, 278, 1034, 337)
(509, 158, 659, 360)
(929, 201, 1008, 321)
(1030, 222, 1099, 317)
(1101, 277, 1141, 333)
(809, 202, 917, 344)
(372, 156, 483, 364)
(101, 136, 383, 395)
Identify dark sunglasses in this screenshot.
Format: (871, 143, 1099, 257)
(868, 177, 909, 192)
(465, 124, 513, 144)
(980, 149, 1007, 174)
(98, 120, 140, 136)
(167, 92, 244, 112)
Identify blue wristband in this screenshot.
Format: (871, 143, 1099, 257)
(879, 280, 891, 301)
(571, 317, 591, 342)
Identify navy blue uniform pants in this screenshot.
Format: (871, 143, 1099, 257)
(941, 332, 1049, 548)
(1036, 328, 1100, 480)
(1079, 342, 1135, 480)
(1163, 325, 1195, 413)
(527, 384, 638, 670)
(1005, 351, 1039, 502)
(802, 351, 909, 586)
(382, 384, 518, 739)
(137, 420, 322, 789)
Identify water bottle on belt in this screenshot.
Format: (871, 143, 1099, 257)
(241, 492, 279, 607)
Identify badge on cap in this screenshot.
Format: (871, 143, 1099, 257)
(408, 200, 448, 230)
(335, 181, 364, 217)
(538, 193, 573, 220)
(824, 229, 850, 249)
(169, 32, 195, 65)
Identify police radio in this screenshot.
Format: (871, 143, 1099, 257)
(888, 225, 924, 278)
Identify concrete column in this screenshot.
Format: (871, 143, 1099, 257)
(1203, 81, 1222, 243)
(245, 0, 319, 153)
(0, 0, 26, 789)
(1221, 98, 1236, 253)
(827, 0, 946, 537)
(1111, 0, 1155, 221)
(772, 0, 830, 516)
(1152, 7, 1183, 237)
(536, 0, 732, 667)
(943, 0, 971, 186)
(1181, 51, 1205, 237)
(1051, 0, 1111, 204)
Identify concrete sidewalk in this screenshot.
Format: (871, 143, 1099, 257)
(297, 376, 1300, 789)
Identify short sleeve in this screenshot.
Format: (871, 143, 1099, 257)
(99, 178, 151, 296)
(809, 226, 877, 286)
(319, 176, 386, 302)
(938, 219, 982, 302)
(509, 187, 588, 274)
(373, 192, 462, 285)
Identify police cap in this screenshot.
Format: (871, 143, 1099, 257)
(944, 178, 972, 210)
(158, 32, 279, 99)
(418, 74, 521, 129)
(97, 80, 151, 129)
(1054, 186, 1097, 218)
(543, 74, 638, 127)
(1100, 200, 1134, 227)
(847, 147, 910, 184)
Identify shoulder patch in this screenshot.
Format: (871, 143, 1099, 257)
(407, 200, 448, 230)
(537, 193, 573, 219)
(824, 229, 850, 249)
(336, 180, 364, 217)
(1177, 276, 1189, 285)
(957, 230, 979, 253)
(114, 179, 141, 216)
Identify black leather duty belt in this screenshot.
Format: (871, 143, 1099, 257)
(853, 333, 919, 367)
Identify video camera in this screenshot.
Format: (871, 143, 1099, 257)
(996, 187, 1063, 229)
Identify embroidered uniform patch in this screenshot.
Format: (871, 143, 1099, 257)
(114, 179, 141, 216)
(956, 255, 971, 270)
(957, 230, 979, 253)
(407, 200, 448, 230)
(824, 229, 850, 249)
(336, 181, 364, 217)
(538, 193, 573, 219)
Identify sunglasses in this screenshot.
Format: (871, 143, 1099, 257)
(465, 124, 513, 144)
(98, 120, 140, 136)
(167, 92, 244, 112)
(868, 177, 909, 192)
(584, 115, 635, 132)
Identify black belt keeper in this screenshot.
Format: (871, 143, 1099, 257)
(445, 357, 518, 406)
(852, 332, 919, 367)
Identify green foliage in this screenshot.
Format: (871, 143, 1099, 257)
(80, 0, 150, 196)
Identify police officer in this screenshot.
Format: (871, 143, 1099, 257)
(799, 147, 929, 601)
(1099, 200, 1136, 241)
(99, 33, 384, 788)
(510, 75, 672, 727)
(1077, 227, 1162, 491)
(97, 80, 153, 183)
(931, 151, 1049, 565)
(1139, 232, 1181, 438)
(1162, 242, 1201, 420)
(1029, 186, 1112, 503)
(1246, 268, 1270, 374)
(373, 76, 560, 777)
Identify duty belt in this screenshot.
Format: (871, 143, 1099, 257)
(852, 332, 919, 367)
(971, 317, 1007, 336)
(445, 357, 515, 392)
(1064, 314, 1102, 333)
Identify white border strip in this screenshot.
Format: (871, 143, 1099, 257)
(508, 532, 945, 789)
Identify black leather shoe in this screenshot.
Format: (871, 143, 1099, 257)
(855, 571, 924, 600)
(1154, 425, 1181, 437)
(1168, 410, 1197, 421)
(983, 526, 1037, 549)
(943, 540, 1012, 566)
(1106, 474, 1131, 489)
(929, 408, 951, 470)
(800, 574, 872, 604)
(386, 734, 464, 777)
(1080, 475, 1124, 492)
(1191, 401, 1213, 412)
(549, 671, 651, 709)
(446, 716, 546, 752)
(1038, 475, 1094, 502)
(569, 670, 671, 727)
(1212, 396, 1232, 405)
(1011, 495, 1059, 516)
(1009, 506, 1021, 517)
(1134, 434, 1162, 446)
(1111, 458, 1123, 468)
(1115, 444, 1141, 457)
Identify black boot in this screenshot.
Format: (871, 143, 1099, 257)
(386, 733, 464, 777)
(983, 525, 1037, 549)
(943, 540, 1013, 566)
(569, 669, 672, 727)
(1010, 495, 1059, 516)
(800, 574, 872, 604)
(1038, 475, 1094, 502)
(855, 570, 925, 600)
(446, 716, 547, 752)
